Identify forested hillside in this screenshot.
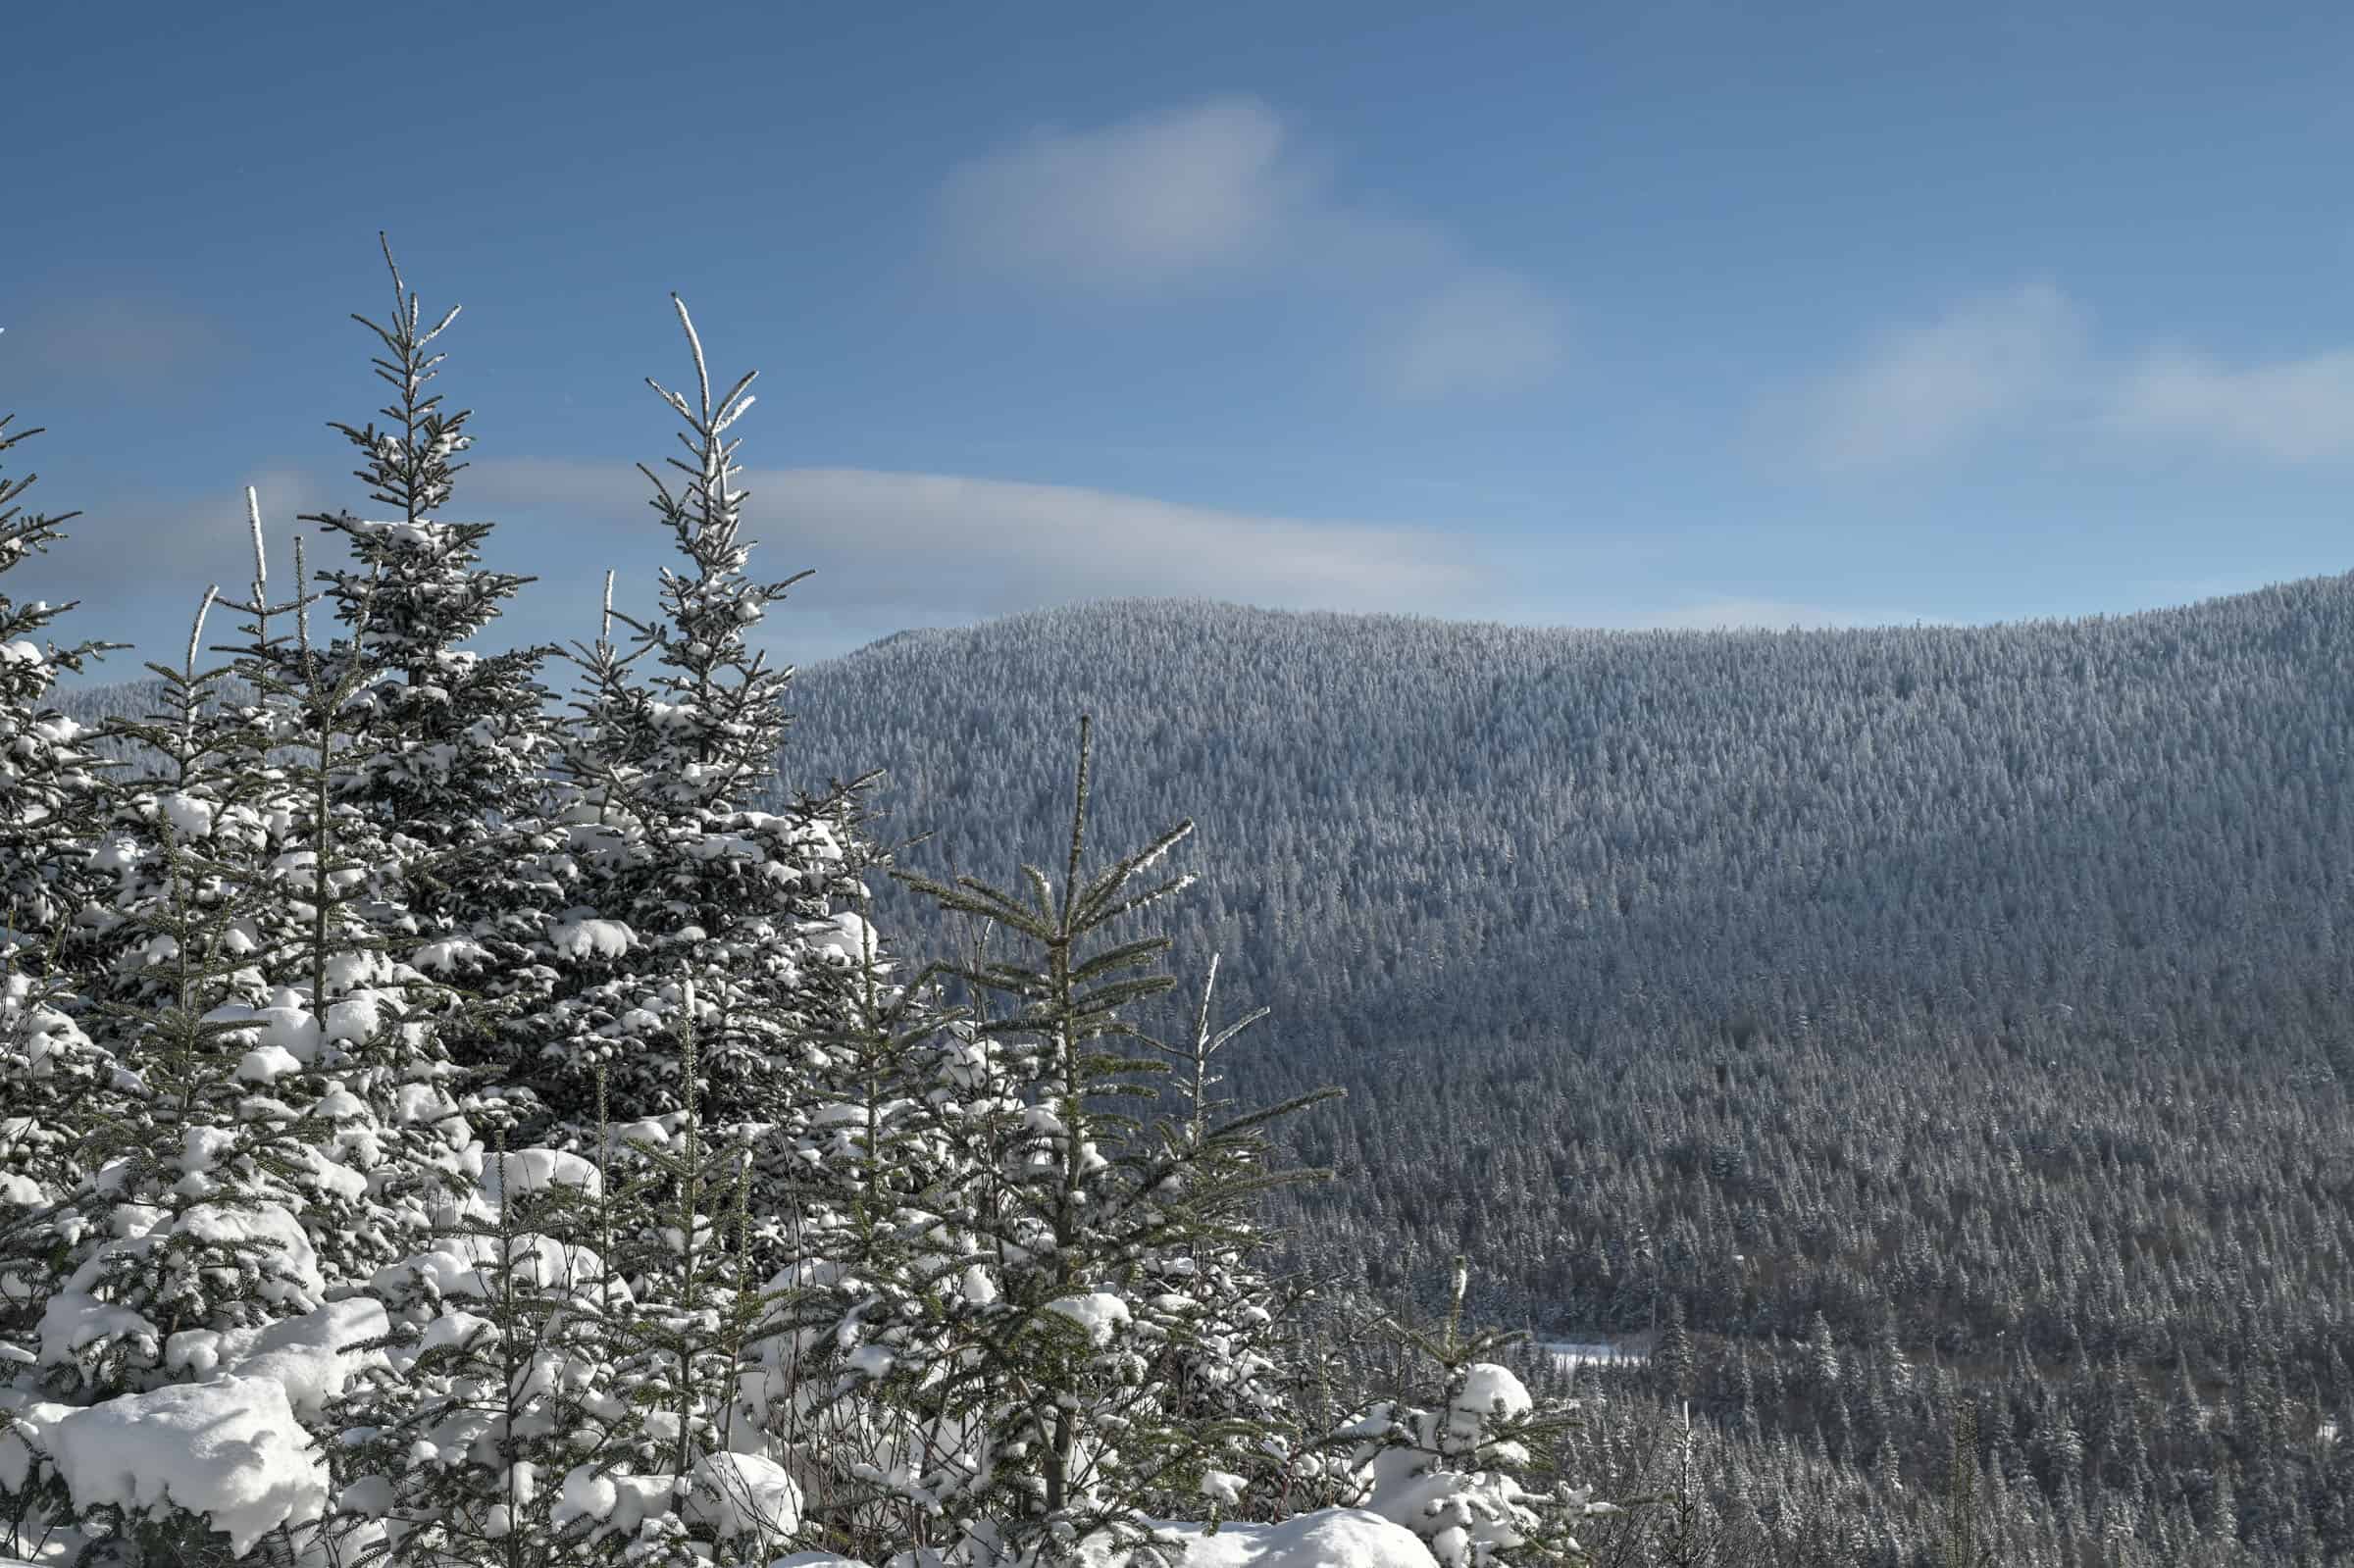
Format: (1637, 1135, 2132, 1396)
(776, 589, 2354, 1564)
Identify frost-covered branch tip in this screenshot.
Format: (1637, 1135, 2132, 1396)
(245, 485, 267, 597)
(186, 584, 220, 680)
(669, 292, 712, 421)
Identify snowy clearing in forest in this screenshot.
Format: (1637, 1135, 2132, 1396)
(1539, 1340, 1645, 1371)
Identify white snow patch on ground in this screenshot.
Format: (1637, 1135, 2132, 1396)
(1538, 1339, 1645, 1371)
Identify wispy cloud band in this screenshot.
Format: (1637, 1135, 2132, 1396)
(1791, 282, 2086, 474)
(1787, 282, 2354, 473)
(2106, 346, 2354, 461)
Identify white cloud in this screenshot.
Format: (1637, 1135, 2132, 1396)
(935, 97, 1563, 403)
(1793, 282, 2086, 473)
(466, 457, 1490, 619)
(2106, 346, 2354, 461)
(1369, 269, 1566, 403)
(936, 98, 1305, 289)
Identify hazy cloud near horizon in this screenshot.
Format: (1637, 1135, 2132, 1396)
(1594, 597, 1925, 632)
(21, 449, 1970, 680)
(35, 467, 341, 606)
(465, 457, 1495, 622)
(0, 299, 237, 405)
(461, 458, 1958, 659)
(34, 449, 2319, 683)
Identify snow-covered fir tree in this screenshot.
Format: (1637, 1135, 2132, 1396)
(1134, 952, 1347, 1524)
(34, 587, 334, 1390)
(861, 717, 1345, 1564)
(742, 903, 985, 1560)
(2, 487, 480, 1559)
(1333, 1258, 1611, 1568)
(322, 291, 890, 1568)
(0, 393, 118, 1315)
(594, 1001, 796, 1562)
(199, 502, 481, 1289)
(333, 1046, 804, 1568)
(0, 590, 353, 1563)
(526, 294, 871, 1161)
(0, 393, 112, 947)
(291, 236, 561, 1097)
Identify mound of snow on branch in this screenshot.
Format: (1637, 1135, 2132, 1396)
(163, 1296, 390, 1419)
(43, 1376, 327, 1554)
(687, 1450, 803, 1541)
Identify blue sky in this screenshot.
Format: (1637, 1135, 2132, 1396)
(8, 0, 2354, 678)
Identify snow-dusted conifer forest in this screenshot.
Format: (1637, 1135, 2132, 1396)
(0, 245, 1614, 1567)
